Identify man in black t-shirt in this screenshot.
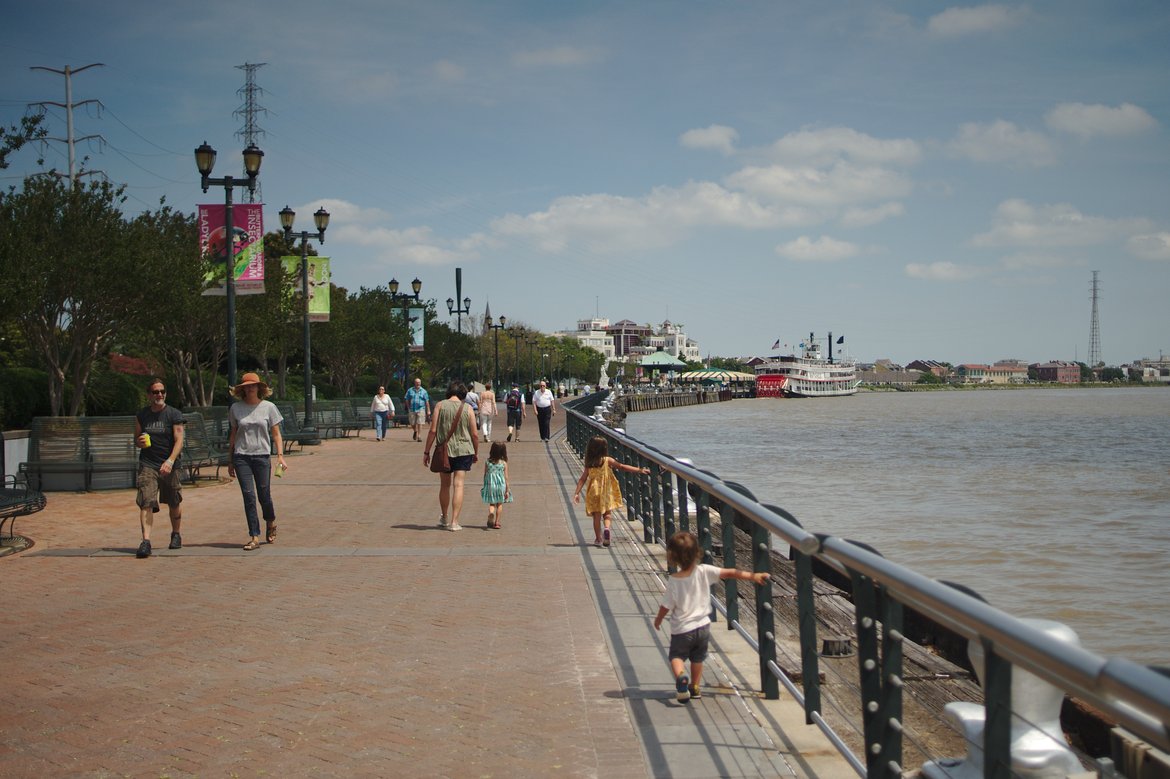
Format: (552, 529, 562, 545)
(133, 378, 186, 558)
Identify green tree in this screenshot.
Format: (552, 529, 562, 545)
(0, 115, 44, 170)
(0, 176, 144, 414)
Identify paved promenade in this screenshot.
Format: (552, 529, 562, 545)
(0, 410, 852, 778)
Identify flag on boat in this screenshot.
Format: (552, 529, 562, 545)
(771, 339, 780, 350)
(837, 335, 845, 344)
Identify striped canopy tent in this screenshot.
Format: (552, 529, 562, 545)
(677, 369, 757, 385)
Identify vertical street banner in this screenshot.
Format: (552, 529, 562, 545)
(280, 256, 332, 321)
(198, 203, 266, 295)
(396, 307, 426, 351)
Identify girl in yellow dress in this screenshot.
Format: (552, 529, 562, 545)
(572, 436, 650, 547)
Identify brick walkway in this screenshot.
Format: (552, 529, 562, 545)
(0, 411, 853, 778)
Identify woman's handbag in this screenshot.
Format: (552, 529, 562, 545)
(429, 400, 466, 473)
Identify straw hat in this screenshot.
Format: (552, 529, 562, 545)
(231, 372, 272, 398)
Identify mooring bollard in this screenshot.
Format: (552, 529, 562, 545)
(922, 619, 1083, 779)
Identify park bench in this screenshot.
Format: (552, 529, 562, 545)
(180, 412, 230, 482)
(1, 473, 47, 541)
(19, 416, 139, 491)
(85, 416, 140, 490)
(189, 406, 231, 449)
(275, 404, 320, 452)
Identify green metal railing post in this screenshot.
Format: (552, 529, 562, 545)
(880, 589, 904, 777)
(662, 469, 676, 546)
(794, 547, 821, 723)
(676, 473, 690, 533)
(852, 571, 885, 779)
(719, 503, 739, 627)
(649, 463, 663, 544)
(983, 643, 1013, 779)
(751, 521, 779, 699)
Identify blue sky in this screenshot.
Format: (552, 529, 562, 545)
(3, 1, 1168, 365)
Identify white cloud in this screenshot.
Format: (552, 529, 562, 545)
(776, 235, 860, 262)
(947, 120, 1057, 167)
(1045, 102, 1158, 139)
(999, 252, 1082, 270)
(927, 5, 1023, 37)
(489, 182, 783, 253)
(905, 261, 983, 281)
(680, 125, 739, 156)
(766, 127, 921, 167)
(973, 199, 1152, 248)
(512, 46, 603, 67)
(318, 199, 477, 267)
(1127, 233, 1170, 261)
(433, 59, 466, 82)
(726, 161, 913, 208)
(841, 201, 905, 228)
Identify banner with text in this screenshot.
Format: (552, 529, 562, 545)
(280, 256, 332, 322)
(396, 307, 426, 352)
(198, 203, 266, 295)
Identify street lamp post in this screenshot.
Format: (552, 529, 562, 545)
(279, 205, 330, 441)
(527, 337, 538, 387)
(195, 141, 264, 387)
(542, 353, 549, 383)
(446, 267, 472, 380)
(389, 277, 423, 389)
(508, 329, 524, 387)
(484, 314, 506, 394)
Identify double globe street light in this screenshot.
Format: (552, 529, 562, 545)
(484, 313, 507, 395)
(279, 205, 330, 442)
(195, 141, 264, 387)
(446, 267, 471, 380)
(389, 277, 423, 387)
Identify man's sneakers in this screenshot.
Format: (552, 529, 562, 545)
(506, 433, 512, 442)
(438, 514, 448, 529)
(689, 684, 702, 700)
(676, 673, 691, 703)
(169, 531, 182, 550)
(135, 539, 152, 559)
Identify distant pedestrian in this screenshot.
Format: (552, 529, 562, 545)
(405, 377, 431, 442)
(133, 378, 186, 558)
(504, 382, 525, 442)
(532, 380, 556, 441)
(465, 381, 480, 425)
(423, 381, 480, 531)
(228, 373, 287, 551)
(480, 441, 513, 529)
(572, 436, 649, 547)
(370, 385, 395, 441)
(654, 531, 770, 702)
(479, 382, 498, 441)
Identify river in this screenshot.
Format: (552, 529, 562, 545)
(623, 387, 1170, 667)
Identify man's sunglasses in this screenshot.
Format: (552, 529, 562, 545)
(150, 389, 167, 395)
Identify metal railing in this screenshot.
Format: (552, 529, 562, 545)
(563, 392, 1170, 779)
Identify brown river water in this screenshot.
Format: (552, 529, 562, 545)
(624, 387, 1170, 667)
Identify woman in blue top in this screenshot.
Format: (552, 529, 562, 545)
(228, 373, 287, 551)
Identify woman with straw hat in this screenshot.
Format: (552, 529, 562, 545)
(227, 372, 287, 550)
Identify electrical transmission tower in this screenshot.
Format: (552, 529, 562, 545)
(1088, 270, 1102, 368)
(233, 62, 268, 203)
(29, 63, 106, 185)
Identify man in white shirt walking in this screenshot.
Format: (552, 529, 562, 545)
(532, 380, 556, 442)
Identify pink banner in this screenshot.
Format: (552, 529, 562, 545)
(198, 203, 266, 295)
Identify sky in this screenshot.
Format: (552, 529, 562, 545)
(3, 1, 1169, 366)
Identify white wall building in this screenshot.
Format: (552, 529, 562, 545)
(556, 318, 615, 361)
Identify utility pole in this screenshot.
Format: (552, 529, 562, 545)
(1088, 271, 1102, 368)
(234, 62, 267, 204)
(29, 63, 105, 185)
